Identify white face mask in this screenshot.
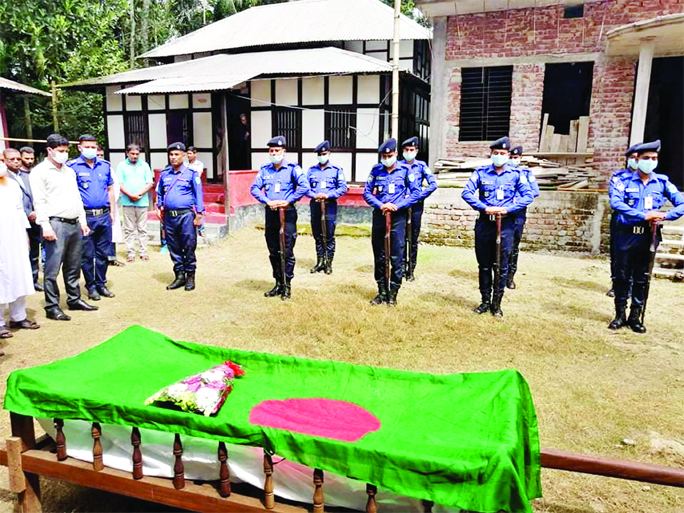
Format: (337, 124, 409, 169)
(317, 154, 330, 165)
(403, 150, 417, 162)
(269, 153, 284, 165)
(627, 158, 638, 170)
(81, 147, 98, 160)
(0, 162, 7, 177)
(51, 149, 69, 164)
(381, 156, 397, 168)
(491, 154, 509, 168)
(637, 158, 658, 175)
(509, 158, 521, 168)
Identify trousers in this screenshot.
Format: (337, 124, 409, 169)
(164, 210, 197, 273)
(265, 207, 297, 282)
(123, 206, 149, 257)
(82, 212, 112, 291)
(474, 213, 515, 300)
(372, 208, 407, 289)
(44, 219, 82, 310)
(310, 200, 337, 259)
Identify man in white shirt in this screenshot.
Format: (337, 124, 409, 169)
(30, 134, 98, 320)
(186, 146, 204, 176)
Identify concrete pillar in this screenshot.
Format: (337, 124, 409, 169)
(629, 43, 654, 146)
(428, 16, 447, 170)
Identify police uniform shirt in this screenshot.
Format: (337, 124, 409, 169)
(519, 167, 540, 198)
(610, 171, 684, 225)
(462, 164, 534, 212)
(608, 168, 634, 198)
(399, 159, 437, 202)
(156, 164, 205, 212)
(306, 163, 348, 199)
(363, 162, 421, 209)
(251, 161, 309, 204)
(68, 156, 114, 210)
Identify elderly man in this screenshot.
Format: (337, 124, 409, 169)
(0, 158, 40, 341)
(30, 134, 97, 321)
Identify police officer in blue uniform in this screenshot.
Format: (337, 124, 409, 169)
(363, 138, 421, 306)
(606, 143, 640, 297)
(251, 136, 309, 300)
(156, 142, 204, 291)
(506, 146, 540, 289)
(462, 137, 534, 317)
(307, 140, 347, 275)
(399, 136, 438, 281)
(608, 140, 684, 333)
(69, 134, 116, 301)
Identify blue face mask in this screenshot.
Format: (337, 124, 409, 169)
(491, 154, 509, 168)
(627, 158, 638, 170)
(81, 147, 98, 160)
(637, 158, 658, 175)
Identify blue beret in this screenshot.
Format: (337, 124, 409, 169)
(401, 136, 419, 148)
(167, 142, 186, 152)
(490, 137, 511, 150)
(267, 136, 286, 148)
(510, 146, 523, 156)
(378, 138, 397, 154)
(634, 140, 661, 154)
(625, 143, 641, 156)
(314, 140, 331, 154)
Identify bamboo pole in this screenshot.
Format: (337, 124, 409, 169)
(391, 0, 400, 140)
(50, 81, 59, 132)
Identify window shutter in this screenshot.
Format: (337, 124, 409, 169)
(459, 66, 512, 142)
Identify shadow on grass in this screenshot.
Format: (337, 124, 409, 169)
(449, 268, 478, 281)
(234, 279, 274, 292)
(297, 257, 316, 270)
(151, 272, 175, 285)
(532, 502, 595, 513)
(420, 291, 476, 310)
(542, 302, 609, 322)
(551, 276, 608, 294)
(355, 264, 374, 274)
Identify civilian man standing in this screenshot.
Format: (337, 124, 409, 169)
(30, 134, 97, 320)
(19, 146, 35, 172)
(5, 148, 43, 291)
(68, 135, 116, 301)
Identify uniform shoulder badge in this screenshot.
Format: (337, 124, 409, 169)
(528, 172, 536, 182)
(408, 173, 415, 181)
(615, 180, 626, 191)
(469, 171, 478, 182)
(519, 173, 529, 184)
(667, 182, 678, 194)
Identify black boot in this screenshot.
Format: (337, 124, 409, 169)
(310, 256, 325, 273)
(166, 271, 186, 290)
(264, 282, 283, 297)
(324, 254, 333, 275)
(184, 272, 196, 291)
(506, 274, 516, 290)
(370, 282, 388, 305)
(606, 288, 615, 297)
(281, 278, 291, 301)
(387, 284, 399, 307)
(608, 304, 627, 330)
(490, 295, 503, 318)
(628, 305, 646, 333)
(475, 295, 491, 314)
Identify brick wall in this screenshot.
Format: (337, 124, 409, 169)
(442, 0, 684, 182)
(422, 187, 611, 254)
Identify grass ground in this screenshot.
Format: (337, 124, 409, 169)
(1, 226, 683, 513)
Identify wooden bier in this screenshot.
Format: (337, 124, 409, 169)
(264, 451, 275, 509)
(173, 433, 185, 490)
(218, 441, 231, 497)
(131, 427, 143, 480)
(91, 423, 103, 471)
(313, 468, 324, 513)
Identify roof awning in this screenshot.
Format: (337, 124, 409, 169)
(605, 13, 684, 57)
(116, 73, 256, 95)
(0, 77, 51, 97)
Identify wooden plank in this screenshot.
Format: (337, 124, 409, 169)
(9, 413, 42, 513)
(551, 134, 562, 152)
(7, 438, 26, 493)
(540, 113, 549, 149)
(577, 116, 590, 152)
(541, 124, 555, 152)
(568, 120, 579, 152)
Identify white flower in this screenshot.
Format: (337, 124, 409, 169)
(200, 370, 223, 383)
(195, 387, 220, 413)
(167, 383, 188, 398)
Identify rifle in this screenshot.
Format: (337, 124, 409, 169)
(278, 207, 287, 285)
(641, 220, 660, 325)
(320, 200, 328, 268)
(406, 207, 413, 278)
(494, 213, 503, 298)
(385, 211, 392, 294)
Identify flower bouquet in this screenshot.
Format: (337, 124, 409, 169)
(145, 361, 245, 416)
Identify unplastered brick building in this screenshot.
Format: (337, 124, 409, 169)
(418, 0, 684, 188)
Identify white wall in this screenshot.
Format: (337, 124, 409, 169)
(251, 80, 270, 107)
(151, 153, 169, 172)
(275, 79, 298, 106)
(148, 113, 167, 150)
(356, 153, 379, 183)
(251, 110, 272, 149)
(197, 151, 213, 178)
(106, 86, 122, 111)
(193, 112, 212, 148)
(126, 95, 142, 111)
(169, 94, 189, 110)
(302, 76, 324, 105)
(302, 110, 324, 149)
(358, 76, 380, 104)
(107, 115, 125, 150)
(109, 152, 126, 171)
(192, 93, 211, 109)
(355, 108, 380, 149)
(251, 151, 271, 170)
(148, 95, 165, 110)
(329, 76, 353, 104)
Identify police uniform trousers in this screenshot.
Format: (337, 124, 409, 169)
(372, 208, 407, 289)
(82, 210, 112, 291)
(614, 222, 661, 309)
(508, 208, 527, 279)
(474, 213, 515, 300)
(164, 210, 197, 274)
(310, 200, 337, 260)
(28, 222, 41, 284)
(404, 200, 424, 274)
(44, 217, 83, 310)
(265, 206, 297, 282)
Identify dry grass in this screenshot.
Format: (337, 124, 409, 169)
(1, 225, 683, 513)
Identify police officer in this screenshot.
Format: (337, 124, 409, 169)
(399, 136, 437, 281)
(250, 136, 309, 300)
(606, 143, 640, 297)
(156, 142, 204, 292)
(69, 135, 116, 301)
(363, 138, 421, 306)
(461, 137, 534, 318)
(608, 140, 684, 333)
(307, 140, 347, 275)
(506, 146, 539, 289)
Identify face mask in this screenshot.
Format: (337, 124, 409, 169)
(509, 158, 521, 168)
(81, 147, 98, 160)
(269, 153, 284, 165)
(317, 154, 330, 165)
(381, 156, 396, 168)
(637, 158, 658, 174)
(51, 150, 69, 164)
(0, 162, 7, 177)
(627, 158, 638, 170)
(403, 150, 417, 162)
(491, 154, 509, 168)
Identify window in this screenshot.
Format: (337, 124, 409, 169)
(541, 62, 593, 134)
(413, 40, 431, 81)
(166, 110, 191, 146)
(459, 66, 513, 142)
(124, 113, 148, 150)
(325, 108, 356, 150)
(399, 85, 430, 159)
(563, 3, 584, 18)
(273, 107, 302, 149)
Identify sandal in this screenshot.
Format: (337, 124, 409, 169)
(140, 255, 149, 261)
(127, 255, 136, 263)
(0, 328, 13, 339)
(9, 319, 40, 330)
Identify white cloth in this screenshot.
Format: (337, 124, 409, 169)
(187, 159, 204, 176)
(30, 158, 86, 230)
(0, 296, 27, 327)
(110, 171, 124, 244)
(0, 180, 35, 304)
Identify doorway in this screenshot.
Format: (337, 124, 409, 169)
(541, 62, 594, 134)
(226, 92, 252, 171)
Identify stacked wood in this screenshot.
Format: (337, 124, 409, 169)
(539, 114, 590, 154)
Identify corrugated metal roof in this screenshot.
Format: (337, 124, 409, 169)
(141, 0, 430, 59)
(68, 47, 399, 91)
(0, 77, 51, 96)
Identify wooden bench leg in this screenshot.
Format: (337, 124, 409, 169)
(9, 413, 42, 513)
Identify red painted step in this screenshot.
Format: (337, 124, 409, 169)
(203, 192, 225, 203)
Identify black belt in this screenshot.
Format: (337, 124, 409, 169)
(85, 207, 110, 216)
(480, 213, 511, 222)
(617, 222, 653, 235)
(49, 216, 79, 225)
(165, 208, 192, 217)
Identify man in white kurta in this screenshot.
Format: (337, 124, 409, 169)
(0, 161, 40, 339)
